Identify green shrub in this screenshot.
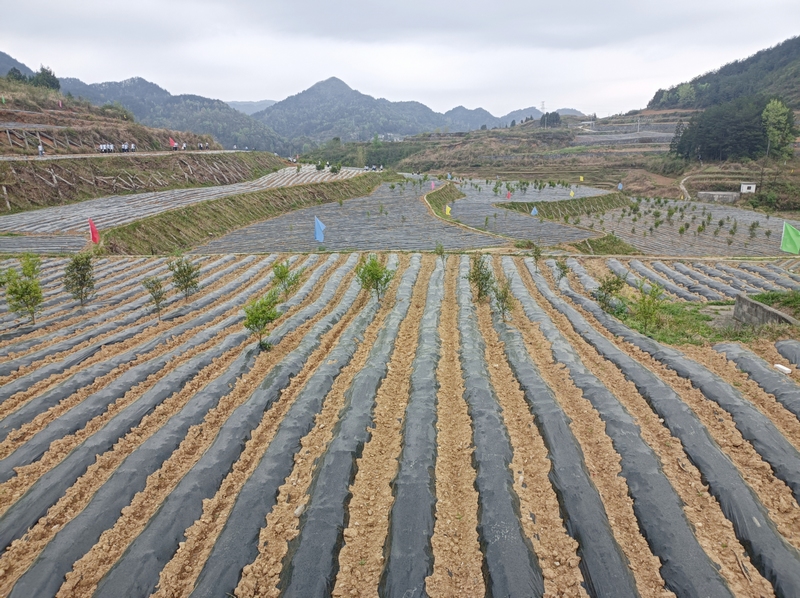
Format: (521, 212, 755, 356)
(168, 257, 200, 300)
(467, 254, 494, 302)
(243, 289, 281, 349)
(143, 276, 167, 319)
(356, 255, 395, 300)
(64, 253, 95, 306)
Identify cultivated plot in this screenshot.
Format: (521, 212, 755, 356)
(0, 253, 798, 597)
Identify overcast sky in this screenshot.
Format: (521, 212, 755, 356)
(3, 0, 799, 116)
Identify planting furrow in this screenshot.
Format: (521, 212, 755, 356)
(767, 264, 800, 284)
(232, 256, 409, 598)
(334, 256, 436, 596)
(651, 261, 723, 300)
(692, 263, 762, 294)
(450, 255, 546, 596)
(0, 255, 333, 596)
(0, 255, 283, 440)
(377, 256, 443, 597)
(567, 257, 600, 294)
(0, 255, 235, 375)
(670, 263, 740, 298)
(164, 280, 378, 598)
(571, 301, 800, 503)
(715, 343, 800, 421)
(514, 258, 733, 596)
(424, 258, 484, 597)
(549, 276, 800, 596)
(517, 260, 772, 596)
(278, 255, 420, 598)
(628, 260, 702, 301)
(777, 340, 800, 367)
(607, 258, 652, 293)
(5, 258, 355, 598)
(715, 263, 781, 292)
(82, 254, 370, 598)
(738, 264, 800, 291)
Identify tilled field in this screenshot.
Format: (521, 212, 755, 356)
(0, 253, 799, 598)
(0, 165, 362, 235)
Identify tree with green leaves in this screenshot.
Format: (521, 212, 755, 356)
(273, 260, 304, 300)
(243, 288, 281, 350)
(143, 277, 167, 320)
(762, 98, 797, 161)
(355, 255, 395, 300)
(467, 253, 494, 302)
(2, 254, 43, 324)
(29, 66, 60, 90)
(434, 242, 445, 267)
(168, 257, 200, 300)
(493, 279, 515, 321)
(64, 253, 95, 306)
(632, 280, 665, 334)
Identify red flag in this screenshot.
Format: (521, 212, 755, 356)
(507, 191, 512, 199)
(58, 100, 62, 108)
(89, 219, 99, 244)
(169, 137, 176, 148)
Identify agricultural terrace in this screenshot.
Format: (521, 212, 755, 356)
(0, 252, 797, 598)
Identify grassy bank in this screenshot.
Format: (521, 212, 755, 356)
(0, 152, 287, 213)
(103, 173, 387, 254)
(425, 183, 466, 218)
(496, 193, 631, 221)
(570, 233, 641, 255)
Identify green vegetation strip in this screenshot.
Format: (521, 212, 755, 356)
(104, 173, 386, 255)
(496, 193, 631, 221)
(752, 290, 800, 320)
(425, 183, 466, 218)
(571, 234, 641, 255)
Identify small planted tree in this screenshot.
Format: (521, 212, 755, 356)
(243, 288, 281, 350)
(596, 273, 625, 313)
(467, 253, 494, 302)
(434, 242, 445, 267)
(273, 260, 304, 300)
(528, 243, 543, 272)
(493, 279, 515, 321)
(169, 257, 200, 300)
(632, 280, 665, 334)
(554, 258, 569, 283)
(3, 266, 43, 324)
(356, 255, 395, 300)
(64, 252, 95, 306)
(143, 276, 167, 319)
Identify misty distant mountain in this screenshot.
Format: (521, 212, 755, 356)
(252, 77, 577, 143)
(0, 51, 34, 77)
(226, 99, 277, 115)
(59, 77, 284, 152)
(554, 108, 585, 116)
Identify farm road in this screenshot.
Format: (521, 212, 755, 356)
(194, 182, 505, 253)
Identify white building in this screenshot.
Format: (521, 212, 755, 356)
(741, 182, 757, 194)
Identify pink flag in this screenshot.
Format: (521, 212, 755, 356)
(431, 182, 435, 190)
(169, 137, 176, 148)
(507, 191, 512, 199)
(58, 100, 62, 108)
(89, 219, 99, 244)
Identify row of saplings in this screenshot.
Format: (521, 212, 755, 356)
(0, 253, 409, 348)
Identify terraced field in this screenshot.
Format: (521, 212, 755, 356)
(0, 165, 362, 236)
(0, 252, 798, 597)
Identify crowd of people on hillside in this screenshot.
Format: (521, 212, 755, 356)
(98, 142, 136, 153)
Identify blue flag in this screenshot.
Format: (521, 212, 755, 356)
(531, 206, 538, 216)
(314, 216, 326, 242)
(618, 182, 624, 191)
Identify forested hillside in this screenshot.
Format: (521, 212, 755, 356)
(649, 36, 800, 109)
(60, 77, 285, 152)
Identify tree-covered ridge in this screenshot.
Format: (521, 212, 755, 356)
(59, 77, 285, 152)
(649, 35, 800, 109)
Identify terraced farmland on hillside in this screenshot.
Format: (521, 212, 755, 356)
(0, 253, 798, 597)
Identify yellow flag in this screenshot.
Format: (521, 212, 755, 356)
(445, 205, 451, 216)
(570, 190, 575, 197)
(579, 176, 584, 182)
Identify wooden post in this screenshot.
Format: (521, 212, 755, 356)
(5, 129, 11, 149)
(2, 186, 9, 211)
(22, 131, 29, 149)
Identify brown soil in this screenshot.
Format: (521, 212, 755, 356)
(234, 256, 410, 598)
(551, 274, 800, 550)
(333, 255, 434, 596)
(55, 258, 356, 597)
(508, 259, 670, 597)
(424, 256, 484, 597)
(152, 263, 366, 597)
(516, 259, 774, 596)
